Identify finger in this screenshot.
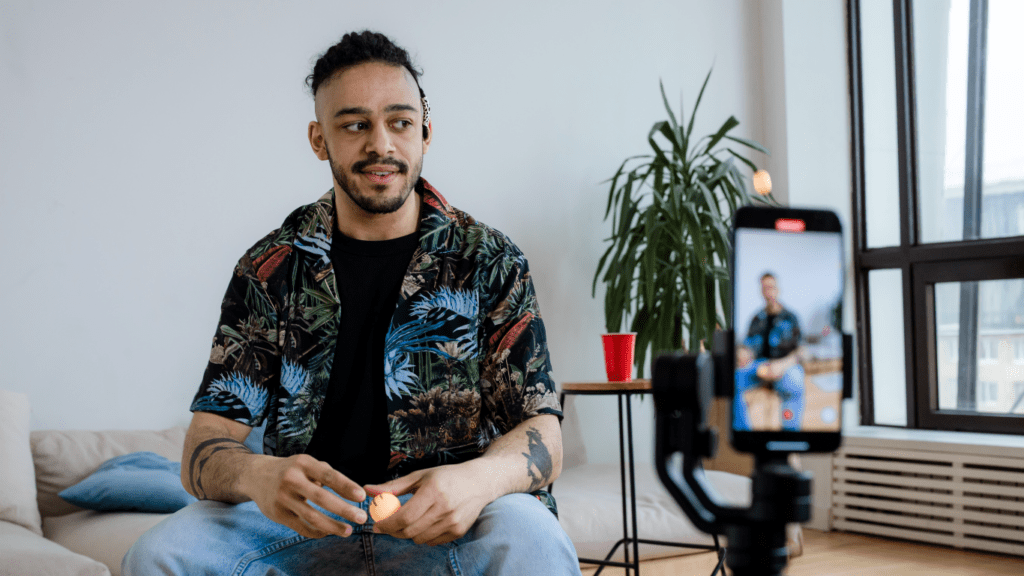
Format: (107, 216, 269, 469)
(424, 532, 460, 547)
(277, 460, 363, 525)
(380, 498, 436, 537)
(375, 495, 434, 537)
(365, 469, 426, 498)
(405, 511, 452, 545)
(306, 460, 365, 502)
(299, 483, 368, 525)
(287, 496, 353, 538)
(287, 510, 329, 539)
(273, 504, 329, 540)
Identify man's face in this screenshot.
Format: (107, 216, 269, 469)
(761, 276, 779, 306)
(310, 62, 430, 215)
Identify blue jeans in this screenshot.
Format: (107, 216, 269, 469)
(734, 362, 804, 431)
(775, 364, 805, 431)
(123, 492, 582, 576)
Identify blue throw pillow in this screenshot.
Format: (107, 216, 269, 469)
(59, 451, 197, 513)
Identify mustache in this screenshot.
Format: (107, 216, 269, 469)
(352, 157, 408, 174)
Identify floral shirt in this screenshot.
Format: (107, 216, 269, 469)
(743, 307, 801, 360)
(191, 179, 562, 492)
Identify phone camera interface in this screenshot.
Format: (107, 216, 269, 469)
(733, 226, 844, 433)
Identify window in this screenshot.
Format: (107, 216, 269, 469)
(941, 336, 958, 363)
(978, 381, 998, 405)
(978, 337, 997, 362)
(850, 0, 1024, 434)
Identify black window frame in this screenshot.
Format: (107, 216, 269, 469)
(848, 0, 1024, 435)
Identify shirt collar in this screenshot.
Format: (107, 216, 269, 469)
(301, 177, 455, 254)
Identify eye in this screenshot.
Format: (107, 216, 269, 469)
(392, 119, 414, 130)
(342, 121, 369, 132)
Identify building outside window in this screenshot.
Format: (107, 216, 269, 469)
(978, 337, 997, 362)
(1013, 337, 1024, 362)
(1012, 382, 1024, 414)
(978, 380, 998, 406)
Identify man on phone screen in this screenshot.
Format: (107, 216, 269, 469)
(742, 272, 804, 431)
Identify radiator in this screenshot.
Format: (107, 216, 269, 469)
(831, 440, 1024, 557)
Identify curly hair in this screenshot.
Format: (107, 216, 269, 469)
(306, 30, 424, 98)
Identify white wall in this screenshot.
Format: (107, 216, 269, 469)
(1, 1, 788, 466)
(777, 0, 854, 531)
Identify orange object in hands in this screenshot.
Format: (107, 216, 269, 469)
(369, 493, 401, 522)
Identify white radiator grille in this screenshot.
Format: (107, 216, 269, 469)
(831, 444, 1024, 557)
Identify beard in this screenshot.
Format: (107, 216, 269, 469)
(328, 148, 423, 215)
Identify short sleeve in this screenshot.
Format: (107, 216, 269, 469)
(190, 253, 280, 427)
(480, 254, 562, 434)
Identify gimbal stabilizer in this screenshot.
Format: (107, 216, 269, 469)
(653, 331, 853, 576)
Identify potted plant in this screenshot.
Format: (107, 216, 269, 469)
(593, 69, 776, 378)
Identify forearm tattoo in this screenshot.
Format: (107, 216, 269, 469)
(522, 427, 554, 492)
(188, 437, 250, 499)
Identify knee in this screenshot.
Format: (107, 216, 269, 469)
(122, 505, 207, 576)
(475, 494, 577, 556)
(122, 519, 172, 576)
(776, 367, 804, 396)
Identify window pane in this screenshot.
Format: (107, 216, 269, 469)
(860, 0, 902, 248)
(916, 0, 1024, 242)
(914, 0, 969, 243)
(980, 0, 1024, 240)
(869, 269, 907, 425)
(935, 281, 961, 409)
(934, 278, 1024, 415)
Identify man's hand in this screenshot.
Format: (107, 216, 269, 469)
(364, 414, 561, 547)
(182, 413, 368, 540)
(757, 347, 807, 381)
(245, 453, 368, 539)
(365, 462, 493, 546)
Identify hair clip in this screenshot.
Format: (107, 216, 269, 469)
(421, 96, 431, 125)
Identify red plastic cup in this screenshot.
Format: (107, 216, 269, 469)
(602, 333, 636, 382)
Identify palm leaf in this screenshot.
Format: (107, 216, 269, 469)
(685, 68, 714, 140)
(703, 116, 741, 157)
(723, 134, 769, 155)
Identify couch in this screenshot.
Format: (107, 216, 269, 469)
(1, 390, 779, 575)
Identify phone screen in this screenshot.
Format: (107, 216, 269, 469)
(732, 213, 844, 438)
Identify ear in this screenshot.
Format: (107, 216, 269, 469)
(422, 121, 432, 154)
(308, 121, 329, 161)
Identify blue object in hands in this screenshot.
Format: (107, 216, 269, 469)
(59, 451, 197, 513)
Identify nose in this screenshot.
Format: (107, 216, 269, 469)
(364, 122, 396, 157)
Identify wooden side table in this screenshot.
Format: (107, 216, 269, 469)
(555, 380, 723, 576)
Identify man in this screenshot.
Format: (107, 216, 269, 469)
(124, 31, 582, 575)
(741, 272, 805, 431)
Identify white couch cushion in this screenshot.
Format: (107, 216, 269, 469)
(0, 389, 43, 535)
(31, 427, 187, 518)
(43, 510, 170, 576)
(554, 463, 751, 562)
(0, 520, 110, 576)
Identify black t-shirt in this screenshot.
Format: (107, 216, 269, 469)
(759, 313, 777, 359)
(303, 228, 419, 486)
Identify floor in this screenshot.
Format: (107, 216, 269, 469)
(579, 529, 1024, 575)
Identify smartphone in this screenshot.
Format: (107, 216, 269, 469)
(729, 206, 844, 453)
